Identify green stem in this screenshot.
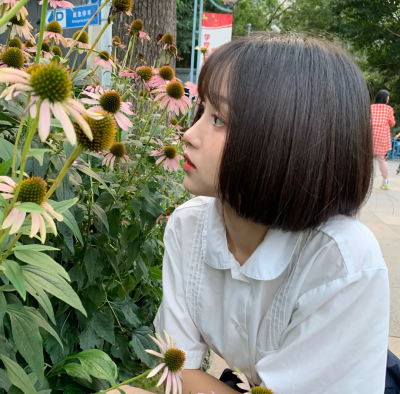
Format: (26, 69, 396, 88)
(71, 13, 117, 80)
(35, 0, 49, 64)
(103, 370, 151, 392)
(157, 49, 165, 68)
(138, 161, 162, 186)
(71, 50, 78, 71)
(64, 0, 110, 60)
(0, 0, 30, 29)
(0, 4, 6, 19)
(2, 233, 21, 260)
(12, 115, 26, 178)
(166, 53, 171, 65)
(128, 33, 137, 69)
(5, 27, 11, 50)
(51, 37, 54, 52)
(53, 8, 56, 21)
(44, 146, 83, 200)
(122, 38, 132, 69)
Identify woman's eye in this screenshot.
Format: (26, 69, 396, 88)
(212, 114, 225, 126)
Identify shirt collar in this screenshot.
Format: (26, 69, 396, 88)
(204, 198, 301, 281)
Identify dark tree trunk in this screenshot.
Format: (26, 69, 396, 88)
(112, 0, 177, 69)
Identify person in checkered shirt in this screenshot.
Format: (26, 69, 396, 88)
(371, 90, 400, 189)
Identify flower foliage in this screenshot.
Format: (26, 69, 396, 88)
(0, 0, 197, 392)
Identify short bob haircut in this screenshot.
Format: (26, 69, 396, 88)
(375, 89, 390, 104)
(197, 33, 373, 232)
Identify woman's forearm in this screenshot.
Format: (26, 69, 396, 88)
(182, 369, 239, 394)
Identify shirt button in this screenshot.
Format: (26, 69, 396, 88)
(235, 325, 241, 333)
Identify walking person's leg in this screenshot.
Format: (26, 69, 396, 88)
(377, 155, 389, 189)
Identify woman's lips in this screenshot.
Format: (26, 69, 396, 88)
(183, 153, 196, 171)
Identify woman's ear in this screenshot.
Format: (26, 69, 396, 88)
(387, 96, 390, 104)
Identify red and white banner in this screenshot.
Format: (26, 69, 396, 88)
(199, 12, 233, 64)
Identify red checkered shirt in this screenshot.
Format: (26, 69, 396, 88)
(371, 104, 396, 155)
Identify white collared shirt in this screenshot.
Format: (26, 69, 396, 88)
(154, 197, 389, 394)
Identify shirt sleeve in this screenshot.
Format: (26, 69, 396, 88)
(256, 268, 389, 394)
(389, 107, 396, 127)
(154, 213, 208, 369)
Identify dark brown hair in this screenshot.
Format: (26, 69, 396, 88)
(197, 33, 373, 232)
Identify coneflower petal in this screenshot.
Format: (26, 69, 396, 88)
(147, 362, 165, 378)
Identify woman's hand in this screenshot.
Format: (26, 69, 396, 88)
(105, 386, 152, 394)
(395, 133, 400, 140)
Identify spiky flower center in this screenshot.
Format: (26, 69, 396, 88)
(29, 62, 72, 103)
(24, 41, 34, 48)
(53, 46, 62, 57)
(170, 118, 178, 126)
(137, 66, 153, 81)
(166, 81, 184, 100)
(110, 142, 126, 158)
(112, 0, 132, 13)
(99, 50, 110, 61)
(161, 33, 174, 45)
(159, 65, 174, 81)
(1, 47, 24, 69)
(112, 36, 121, 44)
(9, 37, 22, 49)
(164, 145, 177, 160)
(163, 349, 185, 373)
(41, 42, 51, 52)
(136, 53, 144, 60)
(75, 110, 116, 152)
(251, 387, 274, 394)
(73, 30, 89, 44)
(10, 16, 25, 26)
(46, 20, 63, 34)
(130, 19, 144, 33)
(99, 91, 121, 113)
(19, 177, 47, 205)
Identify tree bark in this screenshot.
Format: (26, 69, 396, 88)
(112, 0, 177, 69)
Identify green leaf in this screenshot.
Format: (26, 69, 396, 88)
(25, 307, 62, 348)
(0, 368, 11, 391)
(0, 158, 13, 176)
(137, 258, 148, 280)
(79, 326, 100, 350)
(15, 203, 45, 213)
(149, 267, 162, 281)
(92, 204, 109, 233)
(96, 192, 114, 209)
(126, 223, 140, 242)
(0, 113, 18, 124)
(84, 249, 103, 284)
(0, 291, 6, 329)
(74, 69, 92, 81)
(22, 267, 86, 316)
(76, 165, 113, 194)
(62, 210, 84, 245)
(92, 309, 115, 345)
(6, 306, 44, 385)
(130, 200, 141, 217)
(47, 198, 78, 214)
(0, 355, 39, 394)
(27, 149, 52, 166)
(1, 260, 25, 300)
(14, 250, 69, 281)
(62, 363, 92, 383)
(75, 349, 118, 385)
(0, 138, 20, 170)
(24, 278, 55, 324)
(130, 326, 158, 368)
(12, 245, 59, 252)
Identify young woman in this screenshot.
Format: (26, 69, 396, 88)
(371, 89, 399, 189)
(114, 34, 389, 394)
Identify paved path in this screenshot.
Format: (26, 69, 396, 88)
(209, 158, 400, 377)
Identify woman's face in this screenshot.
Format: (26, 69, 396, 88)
(182, 99, 228, 197)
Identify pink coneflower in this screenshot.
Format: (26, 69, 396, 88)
(150, 140, 182, 171)
(0, 63, 102, 145)
(169, 118, 182, 132)
(9, 16, 34, 41)
(27, 42, 54, 59)
(184, 81, 198, 99)
(0, 47, 25, 69)
(0, 176, 63, 243)
(156, 205, 179, 224)
(42, 21, 68, 47)
(40, 0, 74, 9)
(233, 367, 274, 394)
(0, 0, 28, 19)
(102, 142, 130, 170)
(93, 50, 115, 72)
(111, 36, 126, 49)
(154, 81, 191, 116)
(112, 0, 132, 16)
(67, 30, 90, 54)
(146, 331, 185, 394)
(151, 65, 177, 88)
(158, 33, 177, 53)
(81, 89, 133, 131)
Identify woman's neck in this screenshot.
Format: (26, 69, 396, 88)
(223, 204, 269, 266)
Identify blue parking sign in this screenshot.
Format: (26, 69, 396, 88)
(45, 3, 101, 29)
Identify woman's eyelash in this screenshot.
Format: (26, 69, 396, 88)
(212, 114, 225, 126)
